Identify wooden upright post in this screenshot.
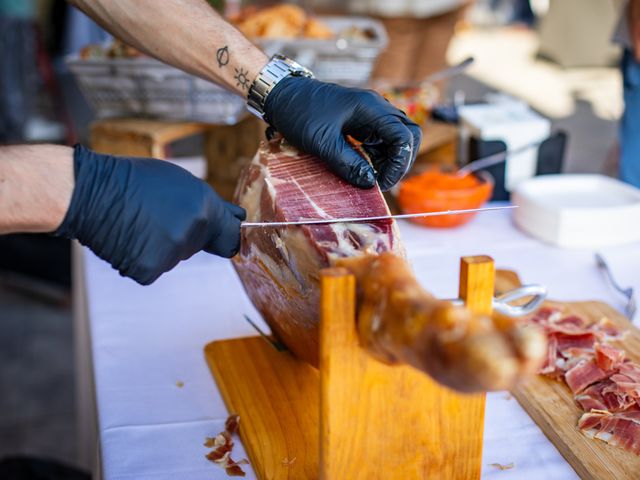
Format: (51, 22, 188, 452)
(319, 267, 485, 480)
(459, 255, 495, 315)
(90, 118, 210, 159)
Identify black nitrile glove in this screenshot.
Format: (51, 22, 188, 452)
(263, 76, 422, 191)
(55, 145, 245, 285)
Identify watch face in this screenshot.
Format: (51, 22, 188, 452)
(246, 56, 314, 119)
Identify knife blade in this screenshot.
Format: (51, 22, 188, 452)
(241, 205, 517, 228)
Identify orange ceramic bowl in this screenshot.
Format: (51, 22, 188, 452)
(397, 169, 494, 228)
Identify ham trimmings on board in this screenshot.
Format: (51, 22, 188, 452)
(529, 307, 640, 455)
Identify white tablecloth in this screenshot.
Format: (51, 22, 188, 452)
(81, 207, 640, 480)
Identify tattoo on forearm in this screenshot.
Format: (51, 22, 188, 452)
(234, 68, 250, 90)
(216, 46, 229, 67)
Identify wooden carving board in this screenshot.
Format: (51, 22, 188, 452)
(496, 270, 640, 480)
(205, 335, 484, 480)
(205, 337, 320, 479)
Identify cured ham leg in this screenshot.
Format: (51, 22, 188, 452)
(233, 138, 546, 392)
(337, 254, 546, 392)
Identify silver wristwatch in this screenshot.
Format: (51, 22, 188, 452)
(247, 54, 314, 120)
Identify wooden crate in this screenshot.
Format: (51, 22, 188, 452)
(204, 116, 266, 201)
(90, 118, 211, 159)
(416, 119, 458, 169)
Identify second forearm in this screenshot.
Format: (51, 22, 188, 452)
(0, 145, 74, 234)
(69, 0, 268, 96)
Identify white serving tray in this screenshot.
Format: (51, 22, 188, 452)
(512, 174, 640, 248)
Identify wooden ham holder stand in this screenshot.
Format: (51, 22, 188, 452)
(205, 256, 493, 479)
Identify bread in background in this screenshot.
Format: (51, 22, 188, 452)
(232, 4, 334, 39)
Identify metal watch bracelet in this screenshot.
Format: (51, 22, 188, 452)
(246, 54, 314, 120)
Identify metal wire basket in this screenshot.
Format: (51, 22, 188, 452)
(66, 56, 248, 124)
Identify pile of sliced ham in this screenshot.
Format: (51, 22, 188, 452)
(529, 307, 640, 455)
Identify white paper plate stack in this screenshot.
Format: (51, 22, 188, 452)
(512, 174, 640, 248)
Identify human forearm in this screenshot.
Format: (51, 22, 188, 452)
(0, 145, 74, 234)
(54, 146, 244, 284)
(69, 0, 268, 96)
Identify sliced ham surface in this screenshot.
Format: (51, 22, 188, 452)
(575, 382, 608, 412)
(595, 317, 628, 341)
(578, 410, 640, 455)
(539, 335, 558, 375)
(555, 332, 597, 354)
(619, 362, 640, 383)
(234, 139, 401, 366)
(595, 343, 626, 371)
(611, 373, 640, 398)
(550, 315, 591, 335)
(565, 359, 609, 394)
(529, 307, 562, 325)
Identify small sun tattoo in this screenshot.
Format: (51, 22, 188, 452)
(234, 67, 250, 90)
(216, 45, 229, 68)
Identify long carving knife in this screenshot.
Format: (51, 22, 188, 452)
(241, 205, 517, 228)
